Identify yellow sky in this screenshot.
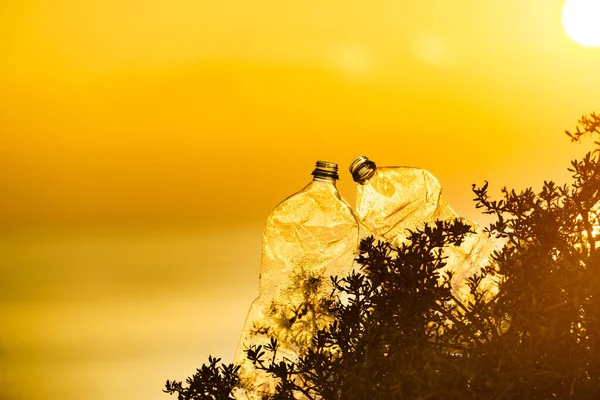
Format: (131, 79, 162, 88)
(2, 1, 600, 399)
(2, 0, 599, 227)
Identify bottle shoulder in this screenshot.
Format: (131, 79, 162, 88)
(266, 181, 357, 225)
(374, 166, 440, 185)
(361, 166, 442, 196)
(271, 181, 340, 208)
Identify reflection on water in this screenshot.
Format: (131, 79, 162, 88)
(0, 225, 261, 400)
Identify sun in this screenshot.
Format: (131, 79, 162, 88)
(562, 0, 600, 46)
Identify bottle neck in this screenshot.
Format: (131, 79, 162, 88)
(349, 156, 377, 184)
(311, 161, 339, 183)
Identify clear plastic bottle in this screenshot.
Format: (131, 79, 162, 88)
(234, 161, 359, 399)
(349, 156, 497, 300)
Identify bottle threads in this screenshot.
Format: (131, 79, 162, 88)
(350, 156, 377, 184)
(312, 161, 340, 181)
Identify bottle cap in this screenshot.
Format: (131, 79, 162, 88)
(349, 156, 377, 184)
(312, 161, 339, 181)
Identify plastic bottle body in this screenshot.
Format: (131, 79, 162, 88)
(355, 167, 457, 242)
(234, 177, 359, 399)
(351, 159, 497, 301)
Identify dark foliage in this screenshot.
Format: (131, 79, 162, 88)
(166, 112, 600, 399)
(164, 356, 240, 400)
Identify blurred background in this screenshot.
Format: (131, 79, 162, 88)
(1, 0, 599, 399)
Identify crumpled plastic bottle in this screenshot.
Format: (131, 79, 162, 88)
(349, 156, 497, 301)
(234, 161, 359, 399)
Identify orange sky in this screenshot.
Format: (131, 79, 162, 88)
(2, 1, 600, 399)
(2, 0, 599, 227)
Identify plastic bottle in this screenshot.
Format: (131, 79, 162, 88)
(349, 156, 497, 300)
(234, 161, 359, 399)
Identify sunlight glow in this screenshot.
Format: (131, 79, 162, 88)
(562, 0, 600, 47)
